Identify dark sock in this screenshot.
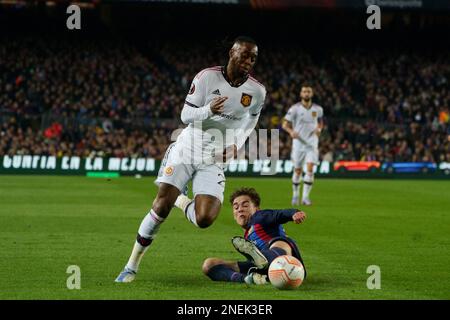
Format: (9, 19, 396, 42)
(206, 265, 245, 283)
(260, 247, 287, 265)
(136, 234, 153, 247)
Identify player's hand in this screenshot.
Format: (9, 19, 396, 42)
(222, 144, 237, 162)
(290, 131, 300, 139)
(292, 211, 306, 224)
(210, 97, 228, 114)
(314, 127, 322, 137)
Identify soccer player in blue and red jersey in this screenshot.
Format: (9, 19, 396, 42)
(202, 187, 307, 285)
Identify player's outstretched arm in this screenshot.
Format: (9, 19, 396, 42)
(259, 209, 306, 225)
(292, 211, 307, 224)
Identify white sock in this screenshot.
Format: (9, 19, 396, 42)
(303, 172, 314, 200)
(185, 200, 199, 227)
(175, 194, 198, 227)
(175, 194, 192, 212)
(126, 209, 165, 272)
(292, 172, 301, 198)
(126, 242, 149, 272)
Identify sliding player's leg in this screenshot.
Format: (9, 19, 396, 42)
(231, 236, 269, 269)
(232, 236, 305, 273)
(202, 258, 267, 285)
(202, 258, 244, 283)
(269, 238, 307, 279)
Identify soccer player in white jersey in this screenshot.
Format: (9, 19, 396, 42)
(115, 36, 266, 283)
(282, 85, 323, 206)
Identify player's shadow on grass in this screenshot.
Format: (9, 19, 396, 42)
(141, 274, 214, 288)
(300, 276, 353, 291)
(142, 274, 353, 291)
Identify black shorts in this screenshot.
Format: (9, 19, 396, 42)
(269, 236, 305, 268)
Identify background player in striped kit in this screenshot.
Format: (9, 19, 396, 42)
(202, 187, 307, 285)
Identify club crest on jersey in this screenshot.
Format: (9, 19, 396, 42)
(240, 93, 252, 107)
(164, 166, 174, 176)
(189, 83, 195, 95)
(312, 111, 317, 117)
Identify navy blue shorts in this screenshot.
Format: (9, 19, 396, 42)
(237, 236, 306, 278)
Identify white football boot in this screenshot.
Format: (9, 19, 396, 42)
(231, 236, 268, 269)
(301, 198, 312, 206)
(115, 266, 137, 283)
(244, 272, 268, 285)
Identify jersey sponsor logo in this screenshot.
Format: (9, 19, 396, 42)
(247, 226, 254, 236)
(218, 113, 242, 121)
(212, 89, 221, 95)
(312, 111, 317, 117)
(164, 166, 174, 176)
(188, 83, 195, 95)
(240, 93, 252, 107)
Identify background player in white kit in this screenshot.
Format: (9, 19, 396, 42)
(282, 85, 323, 206)
(115, 36, 266, 283)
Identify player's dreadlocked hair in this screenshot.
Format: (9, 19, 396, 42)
(229, 187, 261, 207)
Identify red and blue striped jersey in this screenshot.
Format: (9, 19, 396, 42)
(244, 209, 297, 251)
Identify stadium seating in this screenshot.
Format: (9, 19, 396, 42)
(1, 38, 449, 162)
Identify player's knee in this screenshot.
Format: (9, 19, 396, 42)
(270, 241, 292, 256)
(304, 172, 314, 183)
(196, 212, 216, 229)
(202, 258, 219, 275)
(194, 196, 221, 228)
(294, 168, 302, 175)
(152, 197, 173, 217)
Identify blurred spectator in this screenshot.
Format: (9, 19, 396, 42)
(1, 37, 449, 162)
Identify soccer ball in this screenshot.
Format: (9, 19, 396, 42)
(268, 255, 305, 290)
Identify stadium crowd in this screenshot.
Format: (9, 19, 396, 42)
(1, 37, 449, 163)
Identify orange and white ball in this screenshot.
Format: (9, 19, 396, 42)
(268, 255, 305, 290)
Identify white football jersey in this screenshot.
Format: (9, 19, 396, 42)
(177, 66, 266, 163)
(284, 102, 323, 150)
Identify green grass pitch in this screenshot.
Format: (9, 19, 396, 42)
(0, 175, 449, 299)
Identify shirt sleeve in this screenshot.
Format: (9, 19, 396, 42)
(185, 71, 207, 107)
(284, 106, 295, 123)
(318, 106, 324, 119)
(250, 88, 266, 117)
(180, 71, 212, 124)
(256, 209, 298, 226)
(180, 104, 212, 124)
